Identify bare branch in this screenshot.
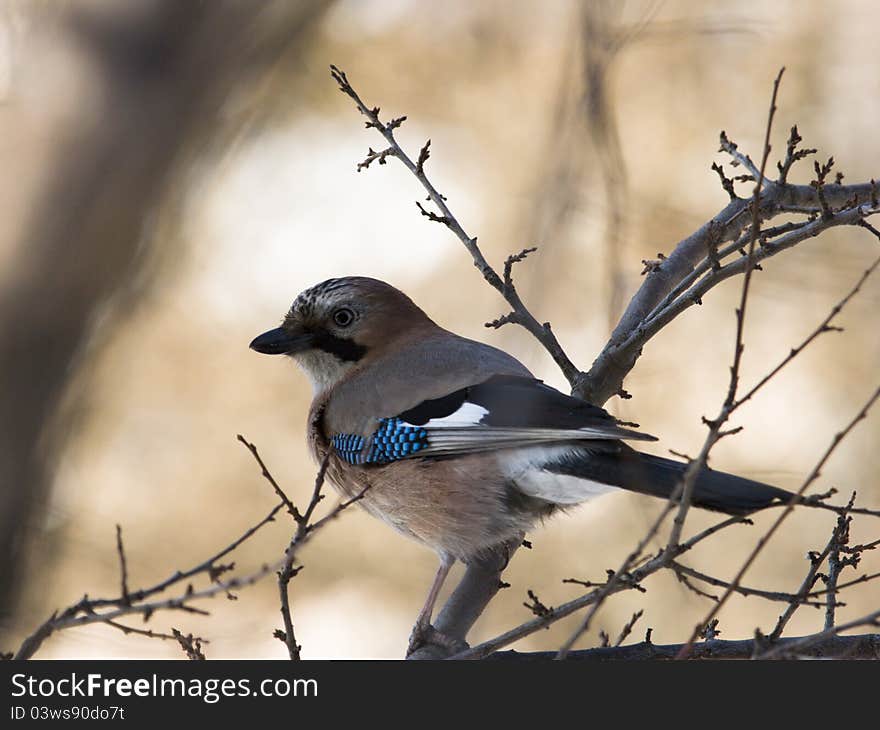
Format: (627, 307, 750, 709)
(277, 454, 332, 660)
(587, 201, 880, 408)
(115, 524, 130, 606)
(329, 64, 582, 386)
(456, 513, 751, 660)
(614, 610, 644, 647)
(735, 255, 880, 410)
(678, 383, 880, 657)
(670, 562, 826, 607)
(663, 68, 785, 555)
(719, 129, 766, 185)
(711, 162, 737, 201)
(15, 440, 365, 660)
(776, 124, 817, 183)
(237, 434, 299, 519)
(576, 158, 879, 407)
(103, 620, 206, 645)
(555, 495, 677, 658)
(357, 146, 395, 172)
(758, 610, 880, 660)
(554, 71, 840, 661)
(824, 516, 848, 631)
(172, 628, 206, 660)
(488, 633, 880, 661)
(812, 157, 836, 220)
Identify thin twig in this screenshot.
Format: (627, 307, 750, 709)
(172, 628, 206, 660)
(276, 454, 332, 660)
(770, 505, 855, 641)
(824, 500, 855, 631)
(237, 434, 298, 519)
(455, 513, 751, 660)
(670, 562, 825, 607)
(15, 443, 365, 660)
(614, 610, 644, 647)
(664, 68, 784, 554)
(115, 524, 130, 606)
(570, 72, 789, 663)
(555, 498, 676, 658)
(678, 383, 880, 657)
(103, 620, 205, 644)
(329, 64, 581, 385)
(777, 124, 817, 184)
(734, 255, 880, 410)
(719, 129, 769, 185)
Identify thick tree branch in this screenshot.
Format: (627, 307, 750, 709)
(488, 632, 880, 661)
(576, 180, 879, 405)
(757, 610, 880, 660)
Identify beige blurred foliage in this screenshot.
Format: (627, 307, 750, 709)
(1, 0, 878, 658)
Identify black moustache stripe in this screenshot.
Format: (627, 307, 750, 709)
(311, 329, 367, 362)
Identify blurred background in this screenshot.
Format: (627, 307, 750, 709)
(1, 0, 878, 659)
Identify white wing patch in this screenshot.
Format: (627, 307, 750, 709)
(503, 446, 619, 505)
(405, 402, 489, 428)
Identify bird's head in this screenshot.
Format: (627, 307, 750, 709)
(250, 277, 434, 392)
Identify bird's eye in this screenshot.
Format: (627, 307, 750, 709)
(333, 307, 355, 327)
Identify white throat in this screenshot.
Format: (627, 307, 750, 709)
(291, 350, 356, 395)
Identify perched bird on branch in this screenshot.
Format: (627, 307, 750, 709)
(250, 276, 792, 649)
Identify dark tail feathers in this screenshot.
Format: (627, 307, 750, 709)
(549, 446, 792, 515)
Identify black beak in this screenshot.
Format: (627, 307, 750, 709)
(249, 326, 313, 355)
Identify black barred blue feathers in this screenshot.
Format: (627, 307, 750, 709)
(332, 418, 428, 465)
(330, 433, 366, 463)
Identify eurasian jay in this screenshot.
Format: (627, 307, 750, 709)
(250, 276, 792, 644)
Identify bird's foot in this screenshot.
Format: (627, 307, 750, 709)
(406, 621, 469, 659)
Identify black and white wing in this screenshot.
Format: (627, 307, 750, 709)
(400, 374, 655, 454)
(331, 375, 656, 465)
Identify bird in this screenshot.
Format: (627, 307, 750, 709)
(250, 276, 795, 649)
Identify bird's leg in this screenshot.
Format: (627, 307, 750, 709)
(414, 554, 453, 629)
(407, 533, 524, 659)
(407, 554, 454, 656)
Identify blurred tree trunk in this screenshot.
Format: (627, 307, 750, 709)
(0, 0, 330, 637)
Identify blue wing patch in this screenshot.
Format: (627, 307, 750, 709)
(330, 433, 366, 463)
(332, 418, 428, 465)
